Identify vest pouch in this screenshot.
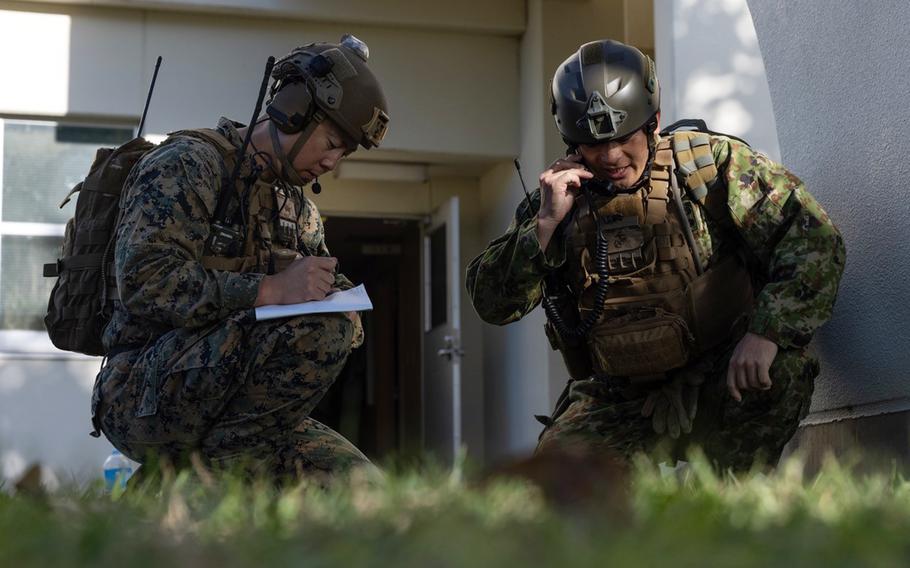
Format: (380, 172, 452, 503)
(587, 308, 694, 377)
(45, 261, 107, 356)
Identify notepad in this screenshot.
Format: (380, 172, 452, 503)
(254, 284, 373, 321)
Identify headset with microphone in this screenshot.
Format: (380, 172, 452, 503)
(262, 35, 389, 195)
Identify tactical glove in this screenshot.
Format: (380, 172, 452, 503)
(640, 371, 703, 439)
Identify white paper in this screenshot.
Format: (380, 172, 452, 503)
(254, 284, 373, 321)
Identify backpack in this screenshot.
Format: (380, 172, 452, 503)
(659, 118, 750, 146)
(43, 137, 156, 356)
(43, 130, 236, 356)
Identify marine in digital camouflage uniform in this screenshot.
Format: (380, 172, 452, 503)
(93, 35, 390, 479)
(466, 40, 845, 471)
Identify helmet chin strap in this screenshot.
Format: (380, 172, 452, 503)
(628, 132, 659, 192)
(268, 111, 324, 187)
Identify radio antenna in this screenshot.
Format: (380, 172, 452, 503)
(137, 56, 163, 138)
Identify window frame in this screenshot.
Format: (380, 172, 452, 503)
(0, 116, 134, 358)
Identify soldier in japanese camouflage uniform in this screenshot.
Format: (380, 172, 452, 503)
(93, 35, 390, 479)
(466, 39, 846, 471)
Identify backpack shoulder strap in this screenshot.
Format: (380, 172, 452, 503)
(168, 127, 250, 257)
(670, 130, 718, 205)
(668, 131, 762, 274)
(167, 128, 237, 166)
(167, 128, 241, 224)
(667, 130, 734, 231)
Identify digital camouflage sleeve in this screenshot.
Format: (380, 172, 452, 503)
(465, 189, 553, 325)
(714, 138, 847, 348)
(466, 136, 846, 348)
(104, 118, 352, 349)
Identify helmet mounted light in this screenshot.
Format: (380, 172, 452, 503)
(341, 34, 370, 61)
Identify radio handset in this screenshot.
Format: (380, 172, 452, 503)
(565, 144, 589, 194)
(513, 156, 609, 340)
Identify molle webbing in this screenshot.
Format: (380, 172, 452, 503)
(652, 222, 689, 273)
(200, 177, 301, 276)
(671, 132, 718, 203)
(646, 140, 673, 224)
(556, 131, 753, 379)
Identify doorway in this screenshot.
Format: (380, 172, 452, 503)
(310, 215, 423, 461)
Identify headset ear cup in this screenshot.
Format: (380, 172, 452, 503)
(265, 81, 314, 134)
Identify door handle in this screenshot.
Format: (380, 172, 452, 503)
(436, 335, 465, 361)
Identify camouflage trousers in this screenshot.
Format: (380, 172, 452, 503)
(536, 347, 819, 471)
(94, 311, 371, 479)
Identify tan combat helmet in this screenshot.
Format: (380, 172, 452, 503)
(551, 39, 659, 146)
(265, 34, 390, 185)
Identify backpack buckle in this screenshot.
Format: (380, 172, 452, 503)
(43, 260, 61, 278)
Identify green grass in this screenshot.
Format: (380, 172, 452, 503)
(2, 454, 910, 567)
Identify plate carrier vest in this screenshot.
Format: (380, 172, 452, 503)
(552, 131, 754, 381)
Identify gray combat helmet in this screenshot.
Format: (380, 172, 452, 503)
(552, 39, 659, 146)
(263, 35, 390, 187)
(267, 34, 389, 149)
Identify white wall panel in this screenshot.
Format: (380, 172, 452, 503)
(0, 357, 111, 483)
(65, 7, 144, 118)
(747, 0, 910, 420)
(139, 12, 521, 157)
(20, 0, 525, 35)
(0, 8, 72, 116)
(0, 2, 144, 119)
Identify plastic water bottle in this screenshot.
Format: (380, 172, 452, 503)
(103, 449, 133, 491)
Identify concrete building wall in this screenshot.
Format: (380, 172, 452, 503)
(475, 0, 549, 465)
(0, 355, 101, 482)
(0, 0, 522, 482)
(746, 0, 910, 448)
(653, 0, 910, 464)
(0, 0, 521, 159)
(20, 0, 526, 34)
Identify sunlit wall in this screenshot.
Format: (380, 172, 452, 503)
(0, 10, 71, 116)
(748, 0, 910, 425)
(654, 0, 780, 160)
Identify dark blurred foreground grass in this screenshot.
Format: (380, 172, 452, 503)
(2, 453, 910, 567)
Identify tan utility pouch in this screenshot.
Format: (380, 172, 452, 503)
(587, 308, 694, 377)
